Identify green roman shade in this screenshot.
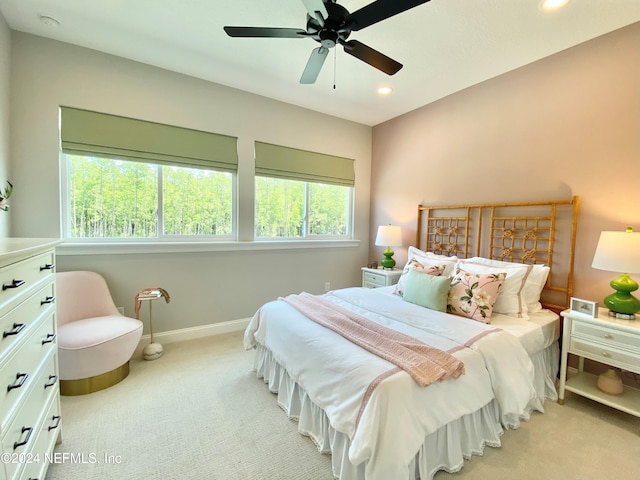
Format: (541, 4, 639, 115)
(254, 141, 355, 187)
(60, 107, 238, 172)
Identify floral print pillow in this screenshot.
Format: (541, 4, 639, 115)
(394, 259, 445, 297)
(447, 268, 506, 323)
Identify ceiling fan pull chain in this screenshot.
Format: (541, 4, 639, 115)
(333, 48, 337, 89)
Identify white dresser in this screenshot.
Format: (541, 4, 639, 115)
(0, 239, 61, 480)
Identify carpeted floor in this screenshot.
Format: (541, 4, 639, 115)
(46, 331, 640, 480)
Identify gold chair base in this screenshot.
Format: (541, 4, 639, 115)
(60, 362, 130, 396)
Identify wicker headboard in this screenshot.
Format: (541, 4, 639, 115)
(415, 196, 580, 312)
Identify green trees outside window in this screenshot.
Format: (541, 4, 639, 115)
(68, 156, 233, 238)
(255, 177, 351, 238)
(66, 155, 351, 240)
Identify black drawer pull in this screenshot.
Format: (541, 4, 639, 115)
(44, 374, 58, 388)
(40, 296, 55, 305)
(48, 415, 61, 431)
(7, 372, 28, 392)
(13, 426, 33, 450)
(42, 333, 56, 345)
(3, 323, 25, 338)
(40, 263, 55, 271)
(2, 279, 25, 291)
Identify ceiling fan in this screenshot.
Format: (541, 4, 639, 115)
(224, 0, 431, 84)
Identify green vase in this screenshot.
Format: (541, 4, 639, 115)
(604, 273, 640, 315)
(380, 247, 395, 269)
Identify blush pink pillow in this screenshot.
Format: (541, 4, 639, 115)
(447, 268, 506, 323)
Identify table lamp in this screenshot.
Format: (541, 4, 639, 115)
(375, 225, 402, 270)
(591, 228, 640, 319)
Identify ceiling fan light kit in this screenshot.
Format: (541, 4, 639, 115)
(224, 0, 431, 84)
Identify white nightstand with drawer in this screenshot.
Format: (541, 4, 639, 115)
(559, 308, 640, 417)
(361, 267, 402, 288)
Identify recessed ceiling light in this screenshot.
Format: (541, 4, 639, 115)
(377, 86, 392, 95)
(539, 0, 571, 11)
(39, 15, 61, 27)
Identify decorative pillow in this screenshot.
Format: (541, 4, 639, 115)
(402, 269, 451, 312)
(394, 258, 444, 297)
(447, 268, 506, 323)
(466, 257, 550, 314)
(407, 246, 459, 276)
(455, 260, 532, 319)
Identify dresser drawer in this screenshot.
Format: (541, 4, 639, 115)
(0, 283, 55, 365)
(570, 338, 640, 372)
(0, 315, 57, 430)
(17, 393, 61, 480)
(1, 351, 58, 480)
(571, 319, 640, 354)
(0, 252, 55, 316)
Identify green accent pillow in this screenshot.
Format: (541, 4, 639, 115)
(402, 268, 451, 312)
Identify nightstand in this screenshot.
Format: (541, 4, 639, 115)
(559, 308, 640, 417)
(361, 267, 402, 288)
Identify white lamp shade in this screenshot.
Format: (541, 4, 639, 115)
(592, 230, 640, 274)
(375, 225, 402, 247)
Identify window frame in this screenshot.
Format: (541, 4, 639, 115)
(253, 175, 354, 241)
(57, 109, 359, 253)
(60, 153, 238, 243)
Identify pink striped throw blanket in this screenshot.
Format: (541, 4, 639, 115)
(280, 292, 465, 387)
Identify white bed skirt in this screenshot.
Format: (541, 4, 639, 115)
(252, 341, 559, 480)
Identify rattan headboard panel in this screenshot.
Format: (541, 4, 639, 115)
(416, 197, 580, 311)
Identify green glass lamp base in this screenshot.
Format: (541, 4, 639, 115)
(603, 273, 640, 317)
(380, 247, 396, 270)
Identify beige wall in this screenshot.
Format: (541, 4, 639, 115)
(9, 32, 372, 333)
(371, 23, 640, 306)
(7, 20, 640, 334)
(0, 14, 10, 237)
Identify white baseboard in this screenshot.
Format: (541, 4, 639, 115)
(135, 317, 251, 354)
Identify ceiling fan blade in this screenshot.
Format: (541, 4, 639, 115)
(342, 40, 402, 75)
(347, 0, 431, 31)
(302, 0, 328, 24)
(223, 26, 307, 38)
(300, 46, 329, 84)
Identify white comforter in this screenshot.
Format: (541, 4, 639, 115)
(244, 287, 541, 480)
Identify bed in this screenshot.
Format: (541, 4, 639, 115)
(244, 197, 580, 480)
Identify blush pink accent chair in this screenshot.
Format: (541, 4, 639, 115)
(56, 271, 143, 392)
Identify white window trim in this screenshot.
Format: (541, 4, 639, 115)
(55, 239, 360, 255)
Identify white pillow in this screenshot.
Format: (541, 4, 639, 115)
(467, 257, 550, 313)
(456, 260, 532, 319)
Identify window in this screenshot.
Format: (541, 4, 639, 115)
(65, 155, 234, 239)
(255, 177, 351, 238)
(254, 142, 354, 239)
(59, 109, 357, 245)
(60, 107, 237, 241)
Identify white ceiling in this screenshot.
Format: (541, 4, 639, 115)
(1, 0, 639, 126)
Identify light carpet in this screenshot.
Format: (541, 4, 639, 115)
(46, 331, 640, 480)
